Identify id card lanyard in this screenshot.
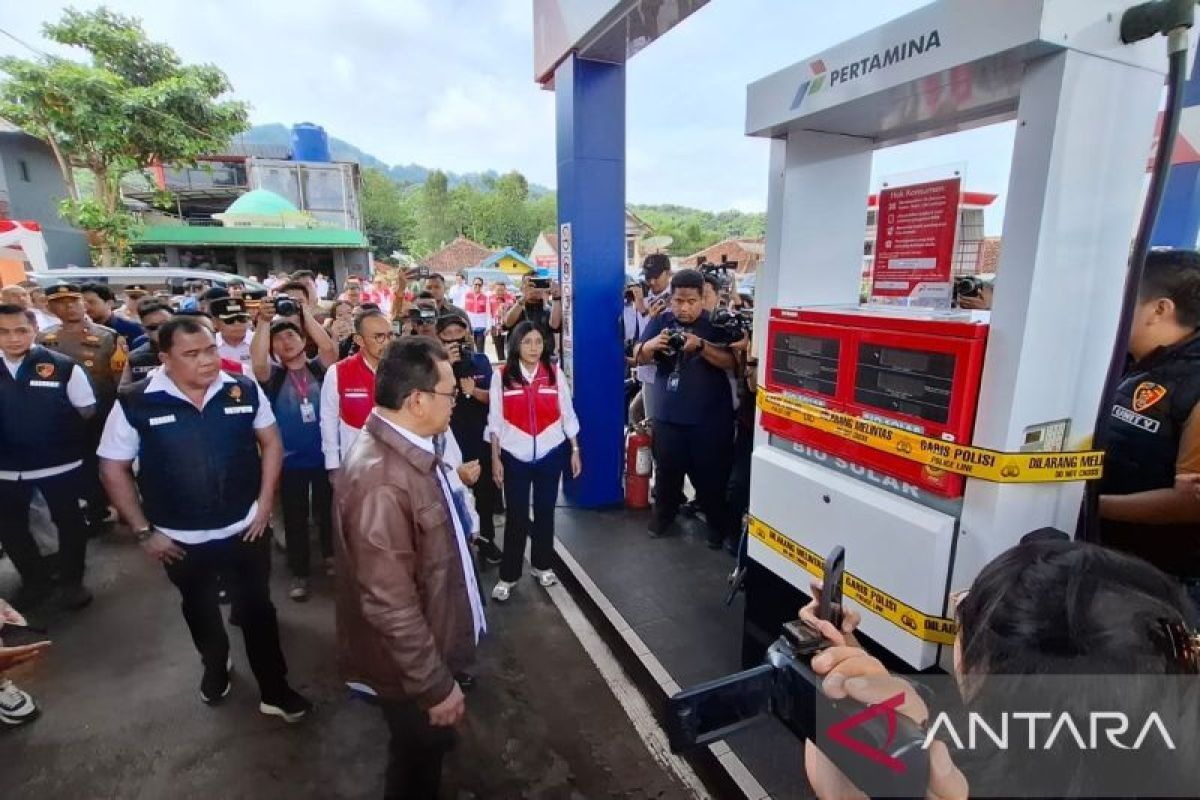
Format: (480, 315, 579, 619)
(289, 368, 317, 424)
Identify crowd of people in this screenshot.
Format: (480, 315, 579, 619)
(0, 264, 583, 798)
(2, 245, 1200, 799)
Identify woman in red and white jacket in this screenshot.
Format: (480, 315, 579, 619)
(488, 321, 582, 601)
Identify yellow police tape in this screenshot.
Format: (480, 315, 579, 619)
(748, 516, 958, 646)
(757, 389, 1104, 484)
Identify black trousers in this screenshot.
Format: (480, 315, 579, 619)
(380, 698, 456, 800)
(473, 451, 499, 541)
(280, 467, 333, 579)
(472, 328, 487, 353)
(491, 330, 506, 361)
(500, 445, 565, 583)
(726, 422, 755, 530)
(163, 533, 289, 699)
(652, 419, 735, 542)
(0, 468, 90, 590)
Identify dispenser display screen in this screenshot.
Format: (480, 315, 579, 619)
(771, 333, 839, 396)
(855, 344, 955, 424)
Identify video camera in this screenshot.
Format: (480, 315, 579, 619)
(954, 275, 987, 301)
(407, 305, 438, 327)
(710, 307, 753, 338)
(666, 547, 930, 797)
(625, 280, 649, 303)
(699, 257, 739, 293)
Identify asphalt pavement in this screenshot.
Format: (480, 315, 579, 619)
(0, 524, 693, 800)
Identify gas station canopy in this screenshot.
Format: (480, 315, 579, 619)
(533, 0, 709, 85)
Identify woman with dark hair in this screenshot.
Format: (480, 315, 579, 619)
(802, 539, 1200, 799)
(487, 322, 582, 602)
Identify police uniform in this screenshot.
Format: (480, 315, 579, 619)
(1101, 332, 1200, 583)
(0, 344, 97, 605)
(98, 368, 302, 706)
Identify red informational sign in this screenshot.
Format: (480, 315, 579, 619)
(870, 178, 961, 305)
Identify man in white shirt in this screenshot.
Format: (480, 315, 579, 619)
(97, 316, 311, 722)
(211, 298, 253, 369)
(0, 304, 97, 612)
(447, 271, 470, 308)
(315, 273, 330, 302)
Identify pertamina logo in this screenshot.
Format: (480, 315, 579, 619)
(791, 30, 942, 110)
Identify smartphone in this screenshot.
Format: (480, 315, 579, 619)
(531, 277, 552, 290)
(818, 546, 845, 629)
(2, 624, 51, 648)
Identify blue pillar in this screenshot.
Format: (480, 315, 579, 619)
(1153, 55, 1200, 248)
(555, 55, 626, 508)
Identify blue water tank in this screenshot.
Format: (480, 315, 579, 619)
(291, 122, 331, 163)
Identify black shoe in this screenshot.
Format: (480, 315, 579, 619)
(13, 582, 54, 612)
(455, 672, 476, 693)
(200, 657, 232, 705)
(475, 539, 503, 565)
(217, 587, 230, 605)
(52, 584, 93, 611)
(259, 687, 312, 723)
(680, 501, 700, 518)
(648, 518, 679, 538)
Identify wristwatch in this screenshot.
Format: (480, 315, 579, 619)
(134, 525, 156, 543)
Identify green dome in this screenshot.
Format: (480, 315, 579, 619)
(222, 189, 299, 216)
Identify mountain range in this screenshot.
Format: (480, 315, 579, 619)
(242, 124, 552, 195)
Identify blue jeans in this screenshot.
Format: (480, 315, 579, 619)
(499, 444, 566, 583)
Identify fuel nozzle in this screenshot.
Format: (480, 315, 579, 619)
(1120, 0, 1196, 44)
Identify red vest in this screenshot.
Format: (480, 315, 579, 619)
(463, 290, 489, 314)
(500, 364, 561, 436)
(336, 352, 374, 430)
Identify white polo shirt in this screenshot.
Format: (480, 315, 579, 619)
(97, 369, 276, 544)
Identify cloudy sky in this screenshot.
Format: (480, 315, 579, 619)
(1, 0, 1016, 231)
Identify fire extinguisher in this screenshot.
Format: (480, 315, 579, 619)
(625, 423, 653, 509)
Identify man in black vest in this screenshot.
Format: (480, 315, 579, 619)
(1100, 249, 1200, 607)
(0, 304, 97, 611)
(98, 317, 310, 721)
(120, 300, 172, 387)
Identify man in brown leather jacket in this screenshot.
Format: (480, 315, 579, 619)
(333, 336, 485, 800)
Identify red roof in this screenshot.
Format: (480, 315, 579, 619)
(419, 236, 495, 275)
(868, 191, 997, 208)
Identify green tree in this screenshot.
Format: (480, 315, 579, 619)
(419, 169, 459, 251)
(361, 168, 415, 258)
(0, 7, 248, 265)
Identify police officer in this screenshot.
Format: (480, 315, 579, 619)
(0, 304, 96, 611)
(121, 300, 172, 387)
(1101, 249, 1200, 607)
(98, 317, 311, 720)
(39, 283, 122, 523)
(636, 269, 738, 548)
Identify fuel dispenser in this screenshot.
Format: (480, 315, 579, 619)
(734, 0, 1182, 670)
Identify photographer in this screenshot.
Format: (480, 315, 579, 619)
(635, 269, 738, 549)
(436, 316, 502, 565)
(632, 255, 673, 423)
(399, 293, 440, 338)
(251, 301, 337, 601)
(503, 275, 562, 356)
(423, 274, 471, 327)
(802, 538, 1200, 799)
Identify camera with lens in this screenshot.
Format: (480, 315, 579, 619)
(407, 305, 438, 327)
(699, 258, 739, 293)
(450, 339, 476, 379)
(710, 307, 753, 338)
(954, 275, 985, 300)
(273, 296, 300, 317)
(658, 326, 689, 362)
(625, 280, 648, 303)
(665, 546, 930, 798)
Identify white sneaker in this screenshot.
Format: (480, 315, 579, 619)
(531, 568, 558, 588)
(289, 578, 309, 602)
(0, 679, 39, 726)
(491, 581, 515, 602)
